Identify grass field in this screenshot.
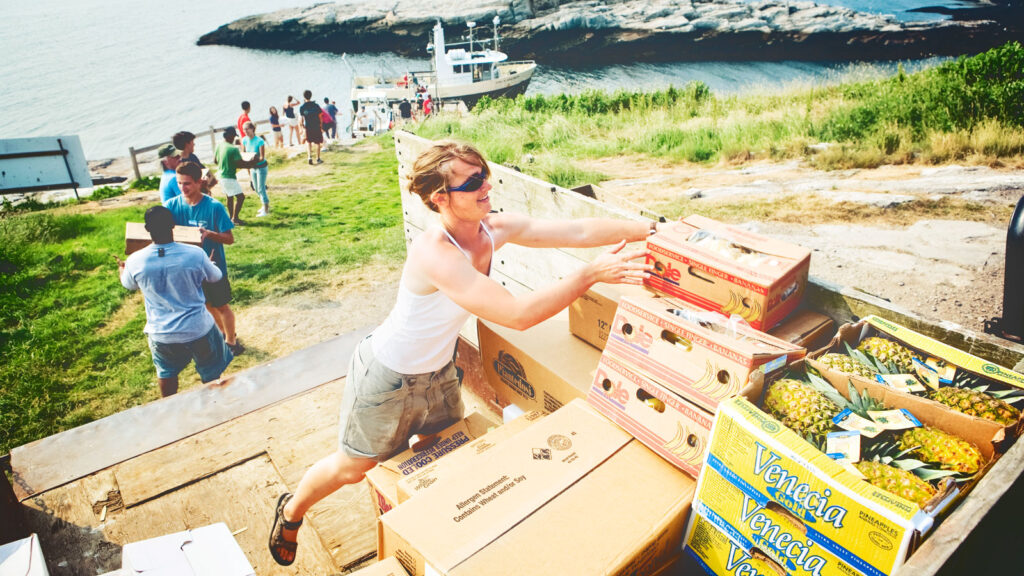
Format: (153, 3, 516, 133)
(0, 143, 405, 453)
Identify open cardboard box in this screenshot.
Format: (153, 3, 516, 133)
(644, 215, 811, 330)
(365, 412, 496, 517)
(605, 291, 804, 413)
(379, 399, 695, 576)
(568, 283, 654, 351)
(807, 315, 1020, 445)
(704, 364, 997, 576)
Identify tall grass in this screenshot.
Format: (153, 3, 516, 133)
(415, 42, 1024, 181)
(0, 142, 404, 453)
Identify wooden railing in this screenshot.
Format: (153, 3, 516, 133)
(127, 119, 272, 181)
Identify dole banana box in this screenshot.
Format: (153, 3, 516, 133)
(605, 292, 804, 412)
(707, 397, 958, 576)
(691, 466, 873, 576)
(587, 353, 715, 477)
(808, 316, 1019, 442)
(685, 512, 801, 576)
(644, 215, 811, 330)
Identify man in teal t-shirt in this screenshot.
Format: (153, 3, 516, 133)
(165, 161, 244, 356)
(215, 127, 259, 225)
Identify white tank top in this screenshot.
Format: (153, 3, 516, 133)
(371, 223, 494, 374)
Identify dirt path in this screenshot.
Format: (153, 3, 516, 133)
(587, 157, 1023, 336)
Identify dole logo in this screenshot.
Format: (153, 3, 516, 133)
(613, 314, 653, 351)
(646, 254, 681, 283)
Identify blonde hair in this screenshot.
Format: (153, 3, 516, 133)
(407, 141, 490, 212)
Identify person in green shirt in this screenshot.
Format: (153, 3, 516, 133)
(215, 127, 260, 225)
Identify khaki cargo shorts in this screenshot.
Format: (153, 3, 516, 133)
(338, 336, 464, 461)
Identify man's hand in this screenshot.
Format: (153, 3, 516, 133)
(199, 226, 213, 241)
(113, 254, 125, 275)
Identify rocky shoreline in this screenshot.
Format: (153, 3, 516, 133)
(197, 0, 1014, 65)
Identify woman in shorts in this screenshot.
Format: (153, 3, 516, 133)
(269, 106, 284, 148)
(283, 95, 302, 145)
(267, 140, 661, 566)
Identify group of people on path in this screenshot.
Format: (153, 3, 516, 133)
(276, 91, 339, 164)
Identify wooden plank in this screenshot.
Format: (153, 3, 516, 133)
(114, 380, 343, 507)
(267, 430, 378, 571)
(107, 455, 337, 576)
(11, 327, 370, 500)
(806, 276, 1024, 369)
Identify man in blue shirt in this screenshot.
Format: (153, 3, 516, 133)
(157, 144, 182, 202)
(119, 205, 232, 396)
(164, 161, 244, 355)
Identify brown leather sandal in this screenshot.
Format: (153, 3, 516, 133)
(268, 493, 303, 566)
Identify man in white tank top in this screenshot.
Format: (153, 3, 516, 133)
(269, 140, 662, 566)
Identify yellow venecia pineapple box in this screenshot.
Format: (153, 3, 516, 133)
(706, 397, 958, 576)
(644, 215, 811, 330)
(686, 512, 796, 576)
(689, 466, 876, 576)
(605, 292, 804, 413)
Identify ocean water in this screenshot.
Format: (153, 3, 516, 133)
(0, 0, 963, 162)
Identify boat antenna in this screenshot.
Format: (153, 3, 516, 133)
(493, 16, 500, 51)
(467, 20, 476, 54)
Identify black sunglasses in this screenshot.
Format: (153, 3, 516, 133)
(447, 171, 488, 193)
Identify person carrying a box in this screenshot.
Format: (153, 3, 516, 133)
(117, 205, 233, 397)
(268, 140, 661, 566)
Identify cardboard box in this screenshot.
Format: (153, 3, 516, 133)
(396, 411, 544, 504)
(685, 512, 790, 576)
(379, 400, 695, 576)
(705, 396, 964, 576)
(125, 222, 203, 255)
(690, 466, 873, 576)
(365, 412, 495, 517)
(568, 283, 653, 350)
(768, 309, 835, 350)
(0, 534, 49, 576)
(479, 311, 601, 414)
(807, 316, 1018, 444)
(644, 215, 811, 330)
(605, 292, 804, 412)
(587, 353, 715, 477)
(349, 557, 409, 576)
(121, 522, 254, 576)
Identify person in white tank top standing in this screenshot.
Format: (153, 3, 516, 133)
(269, 140, 663, 565)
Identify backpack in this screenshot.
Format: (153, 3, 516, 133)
(320, 108, 333, 125)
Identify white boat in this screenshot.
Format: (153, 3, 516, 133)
(350, 18, 536, 111)
(352, 92, 393, 139)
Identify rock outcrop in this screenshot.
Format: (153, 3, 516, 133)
(197, 0, 1012, 65)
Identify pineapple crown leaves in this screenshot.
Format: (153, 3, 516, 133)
(950, 368, 1024, 405)
(864, 439, 974, 483)
(803, 368, 885, 417)
(843, 342, 901, 375)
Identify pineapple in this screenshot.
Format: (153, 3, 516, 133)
(854, 460, 937, 508)
(817, 353, 876, 379)
(857, 337, 919, 373)
(928, 386, 1020, 426)
(899, 426, 983, 475)
(764, 378, 841, 441)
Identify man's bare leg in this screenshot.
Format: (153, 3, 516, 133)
(158, 376, 179, 397)
(276, 451, 377, 564)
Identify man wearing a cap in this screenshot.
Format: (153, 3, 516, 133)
(118, 205, 233, 396)
(157, 144, 182, 202)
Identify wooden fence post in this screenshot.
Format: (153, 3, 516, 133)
(129, 147, 141, 181)
(210, 127, 217, 150)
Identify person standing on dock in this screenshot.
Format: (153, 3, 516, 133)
(166, 161, 245, 357)
(214, 127, 261, 225)
(267, 140, 659, 566)
(299, 90, 323, 165)
(118, 205, 233, 396)
(284, 95, 302, 146)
